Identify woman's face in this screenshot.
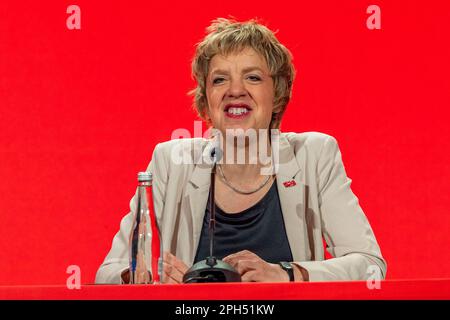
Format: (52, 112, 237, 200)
(205, 47, 274, 135)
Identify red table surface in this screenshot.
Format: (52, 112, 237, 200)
(0, 279, 449, 300)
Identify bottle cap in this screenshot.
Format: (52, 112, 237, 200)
(137, 171, 152, 182)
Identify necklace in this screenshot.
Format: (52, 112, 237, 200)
(217, 164, 273, 195)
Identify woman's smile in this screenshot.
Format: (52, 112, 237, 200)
(224, 103, 252, 120)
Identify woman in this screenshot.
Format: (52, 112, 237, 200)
(96, 18, 386, 284)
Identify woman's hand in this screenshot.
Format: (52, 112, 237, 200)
(162, 251, 189, 284)
(223, 250, 293, 282)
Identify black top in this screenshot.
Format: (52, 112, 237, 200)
(194, 181, 294, 264)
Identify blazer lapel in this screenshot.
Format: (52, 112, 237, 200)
(178, 140, 213, 266)
(275, 134, 309, 262)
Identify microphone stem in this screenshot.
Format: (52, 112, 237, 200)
(209, 162, 216, 258)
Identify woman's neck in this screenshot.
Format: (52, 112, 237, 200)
(219, 135, 273, 182)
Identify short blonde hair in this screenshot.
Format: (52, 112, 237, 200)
(189, 17, 296, 129)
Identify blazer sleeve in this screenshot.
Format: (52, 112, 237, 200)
(294, 136, 387, 281)
(94, 143, 168, 284)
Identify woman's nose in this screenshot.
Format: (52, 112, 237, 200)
(226, 78, 247, 98)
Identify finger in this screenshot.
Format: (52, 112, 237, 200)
(163, 262, 184, 283)
(162, 270, 180, 284)
(162, 264, 183, 284)
(239, 250, 256, 256)
(224, 252, 261, 268)
(223, 249, 253, 260)
(222, 254, 235, 263)
(223, 252, 246, 265)
(224, 250, 258, 262)
(162, 253, 186, 283)
(233, 260, 260, 275)
(163, 252, 185, 267)
(242, 263, 288, 283)
(234, 250, 258, 258)
(171, 256, 189, 274)
(162, 260, 172, 274)
(163, 252, 188, 274)
(223, 250, 247, 261)
(241, 270, 260, 282)
(223, 255, 244, 268)
(163, 251, 174, 263)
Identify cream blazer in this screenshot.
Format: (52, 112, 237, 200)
(95, 132, 387, 283)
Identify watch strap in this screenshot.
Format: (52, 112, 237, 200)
(278, 261, 294, 282)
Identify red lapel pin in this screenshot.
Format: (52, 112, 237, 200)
(283, 180, 297, 188)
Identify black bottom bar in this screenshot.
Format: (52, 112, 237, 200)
(2, 300, 447, 319)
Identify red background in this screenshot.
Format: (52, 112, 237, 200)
(0, 0, 449, 285)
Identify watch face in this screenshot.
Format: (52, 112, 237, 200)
(280, 262, 293, 270)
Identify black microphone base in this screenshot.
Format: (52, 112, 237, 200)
(182, 257, 241, 283)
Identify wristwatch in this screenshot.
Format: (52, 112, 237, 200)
(278, 261, 295, 282)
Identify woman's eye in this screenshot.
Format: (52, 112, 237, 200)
(247, 75, 262, 81)
(212, 77, 225, 84)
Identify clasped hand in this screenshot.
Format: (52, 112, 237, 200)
(162, 250, 293, 284)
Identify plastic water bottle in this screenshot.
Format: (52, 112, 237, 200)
(128, 172, 162, 284)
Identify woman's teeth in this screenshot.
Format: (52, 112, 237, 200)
(227, 107, 249, 115)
